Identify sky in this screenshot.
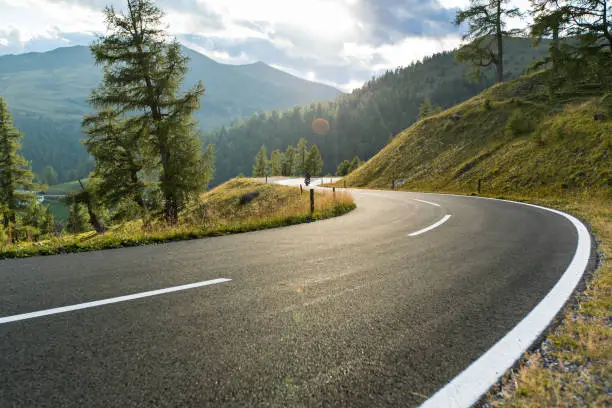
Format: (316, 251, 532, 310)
(0, 0, 531, 91)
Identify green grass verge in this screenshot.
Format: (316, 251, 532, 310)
(0, 179, 355, 259)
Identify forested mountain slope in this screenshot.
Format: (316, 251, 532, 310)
(0, 45, 340, 181)
(207, 37, 551, 184)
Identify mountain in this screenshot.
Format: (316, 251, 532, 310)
(0, 45, 341, 181)
(338, 72, 612, 198)
(206, 37, 553, 185)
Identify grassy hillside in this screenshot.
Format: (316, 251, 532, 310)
(340, 73, 611, 199)
(0, 179, 354, 259)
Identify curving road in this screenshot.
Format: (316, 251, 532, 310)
(0, 183, 588, 407)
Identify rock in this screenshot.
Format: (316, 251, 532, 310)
(239, 191, 260, 205)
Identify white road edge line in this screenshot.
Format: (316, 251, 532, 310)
(413, 198, 441, 207)
(0, 278, 232, 325)
(408, 214, 452, 237)
(419, 196, 591, 408)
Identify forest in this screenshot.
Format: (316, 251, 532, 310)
(208, 37, 551, 184)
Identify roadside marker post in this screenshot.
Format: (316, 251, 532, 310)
(310, 189, 315, 215)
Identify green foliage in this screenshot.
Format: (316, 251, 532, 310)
(336, 160, 351, 176)
(530, 0, 612, 95)
(350, 156, 363, 171)
(505, 109, 534, 137)
(65, 199, 89, 234)
(282, 145, 296, 176)
(419, 97, 443, 119)
(305, 144, 324, 176)
(86, 0, 208, 223)
(41, 166, 58, 186)
(483, 98, 493, 111)
(296, 138, 308, 176)
(252, 145, 268, 177)
(42, 205, 55, 235)
(83, 110, 149, 212)
(269, 149, 283, 176)
(0, 97, 37, 226)
(201, 144, 216, 191)
(454, 0, 523, 82)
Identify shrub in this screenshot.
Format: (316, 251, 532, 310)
(483, 98, 492, 111)
(505, 110, 534, 137)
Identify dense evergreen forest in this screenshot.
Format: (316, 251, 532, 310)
(207, 37, 550, 185)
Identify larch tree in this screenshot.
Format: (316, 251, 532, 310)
(0, 97, 37, 227)
(41, 166, 58, 186)
(201, 144, 216, 191)
(282, 145, 296, 176)
(296, 138, 308, 176)
(305, 145, 324, 176)
(455, 0, 524, 83)
(87, 0, 207, 223)
(269, 149, 282, 176)
(83, 110, 150, 212)
(252, 146, 268, 177)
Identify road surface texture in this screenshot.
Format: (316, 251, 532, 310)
(0, 185, 585, 407)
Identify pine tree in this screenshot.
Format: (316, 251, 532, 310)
(0, 97, 37, 227)
(252, 146, 268, 177)
(42, 205, 55, 236)
(530, 0, 612, 90)
(66, 198, 89, 234)
(41, 166, 58, 186)
(455, 0, 523, 83)
(296, 138, 309, 176)
(349, 156, 362, 172)
(305, 145, 324, 176)
(282, 145, 296, 176)
(201, 144, 216, 191)
(88, 0, 206, 223)
(335, 160, 351, 176)
(269, 149, 282, 176)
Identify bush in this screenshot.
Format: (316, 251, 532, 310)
(505, 110, 534, 137)
(483, 98, 492, 111)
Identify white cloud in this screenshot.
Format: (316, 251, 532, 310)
(342, 34, 462, 73)
(0, 0, 532, 90)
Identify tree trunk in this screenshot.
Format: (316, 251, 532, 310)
(78, 179, 105, 234)
(86, 204, 105, 234)
(552, 24, 560, 69)
(496, 1, 504, 83)
(603, 0, 612, 52)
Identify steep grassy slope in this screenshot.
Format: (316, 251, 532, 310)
(341, 73, 611, 199)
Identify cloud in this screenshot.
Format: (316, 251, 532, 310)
(0, 0, 530, 91)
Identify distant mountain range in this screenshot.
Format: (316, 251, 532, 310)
(0, 45, 341, 181)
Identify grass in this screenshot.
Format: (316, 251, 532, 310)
(333, 72, 611, 406)
(483, 196, 611, 408)
(45, 179, 87, 195)
(0, 178, 355, 259)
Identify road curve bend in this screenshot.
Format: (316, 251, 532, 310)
(0, 182, 592, 407)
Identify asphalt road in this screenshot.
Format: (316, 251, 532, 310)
(0, 186, 581, 407)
